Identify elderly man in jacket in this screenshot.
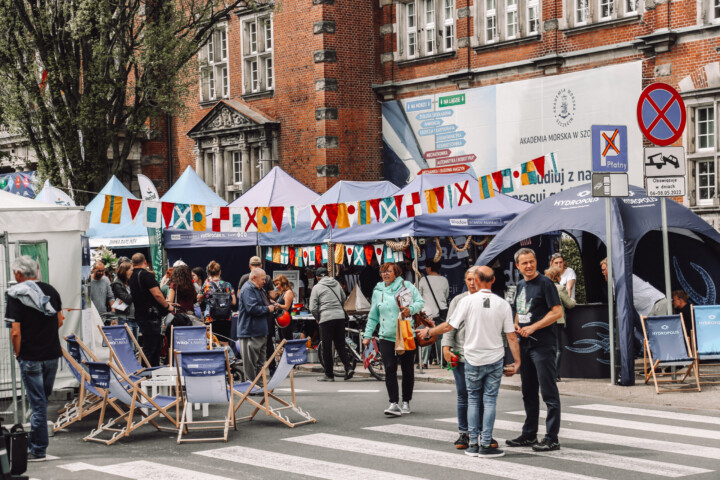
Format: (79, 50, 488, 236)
(310, 267, 353, 382)
(237, 268, 278, 382)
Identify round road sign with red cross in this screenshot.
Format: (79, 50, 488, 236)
(636, 83, 686, 146)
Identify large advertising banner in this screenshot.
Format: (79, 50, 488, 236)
(382, 62, 643, 202)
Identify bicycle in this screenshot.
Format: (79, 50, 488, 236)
(318, 314, 385, 381)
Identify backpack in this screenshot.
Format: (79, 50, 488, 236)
(207, 282, 232, 321)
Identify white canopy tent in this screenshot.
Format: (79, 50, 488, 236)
(0, 190, 90, 392)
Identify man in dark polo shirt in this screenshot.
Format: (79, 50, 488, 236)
(506, 248, 563, 452)
(5, 256, 63, 461)
(129, 253, 175, 366)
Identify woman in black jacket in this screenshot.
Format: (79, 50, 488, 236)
(111, 261, 138, 339)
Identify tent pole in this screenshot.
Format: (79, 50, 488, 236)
(605, 198, 616, 386)
(661, 198, 672, 314)
(3, 232, 18, 424)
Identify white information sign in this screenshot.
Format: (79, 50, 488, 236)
(591, 173, 629, 197)
(644, 147, 686, 177)
(646, 176, 686, 197)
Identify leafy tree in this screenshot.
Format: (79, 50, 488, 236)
(561, 234, 586, 304)
(0, 0, 270, 203)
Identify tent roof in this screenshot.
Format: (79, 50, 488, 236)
(34, 179, 76, 206)
(316, 181, 399, 204)
(230, 166, 319, 207)
(0, 189, 88, 233)
(160, 166, 227, 207)
(85, 176, 149, 244)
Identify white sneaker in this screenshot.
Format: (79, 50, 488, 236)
(384, 402, 402, 416)
(401, 401, 411, 414)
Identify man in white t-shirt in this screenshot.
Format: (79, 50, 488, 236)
(417, 266, 520, 458)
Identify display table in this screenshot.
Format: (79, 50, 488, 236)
(558, 303, 610, 379)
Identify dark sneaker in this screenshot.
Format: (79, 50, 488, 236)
(479, 445, 505, 458)
(532, 438, 561, 452)
(316, 376, 334, 382)
(28, 453, 46, 462)
(344, 369, 354, 381)
(384, 403, 402, 416)
(505, 435, 538, 447)
(464, 444, 479, 457)
(454, 433, 470, 449)
(488, 437, 499, 449)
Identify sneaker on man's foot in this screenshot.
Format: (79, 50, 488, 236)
(454, 433, 470, 449)
(532, 437, 561, 452)
(27, 453, 46, 462)
(505, 435, 538, 447)
(464, 444, 479, 457)
(384, 403, 402, 416)
(488, 438, 499, 449)
(344, 369, 354, 381)
(479, 445, 505, 458)
(316, 375, 334, 382)
(400, 401, 411, 414)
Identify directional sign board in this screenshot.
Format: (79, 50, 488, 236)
(591, 125, 628, 172)
(637, 83, 686, 146)
(592, 173, 629, 197)
(418, 164, 470, 175)
(646, 176, 685, 197)
(644, 147, 686, 177)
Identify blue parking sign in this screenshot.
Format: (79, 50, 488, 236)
(592, 125, 628, 173)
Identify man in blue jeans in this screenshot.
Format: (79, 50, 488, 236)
(5, 256, 64, 462)
(419, 266, 520, 458)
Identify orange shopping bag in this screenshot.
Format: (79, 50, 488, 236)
(395, 315, 416, 354)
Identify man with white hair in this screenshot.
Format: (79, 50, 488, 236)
(5, 256, 63, 461)
(237, 267, 278, 382)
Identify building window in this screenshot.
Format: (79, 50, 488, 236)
(506, 0, 518, 39)
(626, 0, 638, 14)
(478, 0, 539, 45)
(486, 0, 498, 42)
(576, 0, 589, 24)
(568, 0, 637, 28)
(232, 151, 242, 186)
(697, 160, 716, 205)
(199, 25, 229, 102)
(697, 105, 715, 150)
(528, 0, 539, 34)
(399, 0, 455, 60)
(599, 0, 614, 19)
(242, 15, 273, 95)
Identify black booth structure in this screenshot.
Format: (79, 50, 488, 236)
(479, 184, 720, 386)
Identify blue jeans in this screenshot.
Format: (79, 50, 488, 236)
(465, 358, 503, 446)
(451, 362, 469, 433)
(18, 358, 58, 456)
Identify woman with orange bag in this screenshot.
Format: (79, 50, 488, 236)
(363, 262, 424, 417)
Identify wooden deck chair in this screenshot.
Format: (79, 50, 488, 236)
(170, 325, 212, 367)
(174, 349, 235, 443)
(83, 359, 180, 445)
(691, 305, 720, 384)
(641, 314, 701, 393)
(99, 325, 163, 377)
(54, 340, 121, 432)
(233, 338, 316, 428)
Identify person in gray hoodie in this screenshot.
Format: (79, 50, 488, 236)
(310, 267, 353, 381)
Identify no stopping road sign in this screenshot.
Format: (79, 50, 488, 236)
(637, 83, 686, 146)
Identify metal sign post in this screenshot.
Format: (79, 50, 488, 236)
(661, 198, 672, 314)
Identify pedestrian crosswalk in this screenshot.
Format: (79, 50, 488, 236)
(57, 402, 720, 480)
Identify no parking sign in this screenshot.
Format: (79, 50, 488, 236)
(636, 83, 686, 146)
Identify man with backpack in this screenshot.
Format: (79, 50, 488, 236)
(201, 261, 236, 341)
(310, 267, 354, 382)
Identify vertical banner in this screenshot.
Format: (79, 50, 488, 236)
(138, 173, 164, 281)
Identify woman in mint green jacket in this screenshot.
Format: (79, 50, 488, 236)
(363, 262, 424, 417)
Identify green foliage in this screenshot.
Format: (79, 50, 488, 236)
(560, 234, 586, 304)
(0, 0, 268, 203)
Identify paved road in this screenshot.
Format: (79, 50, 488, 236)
(30, 372, 720, 479)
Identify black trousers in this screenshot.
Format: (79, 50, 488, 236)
(138, 323, 162, 367)
(378, 339, 415, 404)
(319, 318, 352, 378)
(519, 343, 561, 442)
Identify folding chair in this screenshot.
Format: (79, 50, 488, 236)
(83, 359, 180, 445)
(691, 305, 720, 384)
(233, 338, 316, 428)
(641, 315, 701, 393)
(175, 349, 235, 443)
(54, 342, 116, 432)
(170, 325, 212, 366)
(99, 325, 163, 377)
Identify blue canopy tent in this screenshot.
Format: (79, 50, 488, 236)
(332, 173, 531, 243)
(260, 180, 399, 246)
(477, 183, 720, 386)
(85, 176, 149, 248)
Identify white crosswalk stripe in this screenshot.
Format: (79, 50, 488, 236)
(58, 460, 234, 479)
(284, 432, 607, 480)
(365, 424, 712, 477)
(507, 410, 720, 440)
(438, 416, 720, 459)
(572, 403, 720, 425)
(194, 446, 425, 479)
